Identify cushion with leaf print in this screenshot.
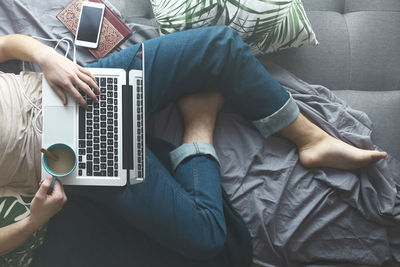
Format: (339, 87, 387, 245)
(0, 194, 47, 267)
(150, 0, 318, 55)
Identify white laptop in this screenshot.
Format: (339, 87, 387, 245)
(41, 43, 145, 186)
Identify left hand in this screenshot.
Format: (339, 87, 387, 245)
(39, 48, 100, 109)
(29, 176, 67, 229)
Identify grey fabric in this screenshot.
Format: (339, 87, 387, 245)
(0, 60, 21, 74)
(347, 12, 400, 92)
(110, 0, 159, 29)
(303, 0, 400, 13)
(259, 12, 351, 91)
(302, 0, 345, 12)
(333, 90, 400, 161)
(259, 0, 400, 165)
(260, 0, 400, 92)
(148, 61, 400, 266)
(344, 0, 400, 12)
(0, 0, 159, 71)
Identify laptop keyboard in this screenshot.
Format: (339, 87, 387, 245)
(136, 79, 144, 178)
(78, 76, 119, 177)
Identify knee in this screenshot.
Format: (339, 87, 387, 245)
(201, 25, 250, 60)
(208, 25, 244, 45)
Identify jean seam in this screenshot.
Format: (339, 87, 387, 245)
(194, 142, 200, 154)
(193, 157, 199, 205)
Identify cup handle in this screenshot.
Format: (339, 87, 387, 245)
(50, 176, 57, 188)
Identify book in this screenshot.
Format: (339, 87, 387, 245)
(57, 0, 132, 59)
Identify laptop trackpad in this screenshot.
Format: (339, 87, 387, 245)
(42, 106, 75, 147)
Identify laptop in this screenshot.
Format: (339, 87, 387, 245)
(41, 43, 145, 186)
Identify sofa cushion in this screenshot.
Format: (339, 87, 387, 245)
(150, 0, 318, 55)
(259, 10, 351, 91)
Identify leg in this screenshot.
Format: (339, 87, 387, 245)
(67, 91, 226, 260)
(68, 150, 225, 260)
(88, 26, 293, 127)
(178, 89, 224, 145)
(88, 26, 385, 171)
(279, 113, 387, 169)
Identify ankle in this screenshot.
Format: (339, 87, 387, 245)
(297, 127, 328, 153)
(183, 127, 215, 145)
(178, 89, 223, 146)
(279, 113, 326, 150)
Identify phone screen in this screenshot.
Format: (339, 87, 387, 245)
(76, 6, 103, 43)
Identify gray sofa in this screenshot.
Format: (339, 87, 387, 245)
(262, 0, 400, 161)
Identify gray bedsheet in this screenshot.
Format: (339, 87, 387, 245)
(148, 61, 400, 266)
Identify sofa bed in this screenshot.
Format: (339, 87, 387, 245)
(0, 0, 399, 266)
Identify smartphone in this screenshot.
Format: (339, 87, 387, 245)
(75, 2, 105, 49)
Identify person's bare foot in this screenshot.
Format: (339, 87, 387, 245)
(280, 113, 387, 170)
(178, 89, 224, 145)
(298, 132, 387, 170)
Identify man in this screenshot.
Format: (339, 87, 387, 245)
(0, 26, 386, 265)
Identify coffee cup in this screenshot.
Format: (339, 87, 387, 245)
(42, 143, 77, 187)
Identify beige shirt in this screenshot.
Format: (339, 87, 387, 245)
(0, 71, 43, 196)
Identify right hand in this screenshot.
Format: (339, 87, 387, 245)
(28, 176, 67, 229)
(38, 47, 100, 109)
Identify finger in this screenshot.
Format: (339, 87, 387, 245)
(65, 83, 88, 109)
(61, 183, 68, 203)
(78, 70, 100, 95)
(39, 179, 44, 186)
(78, 66, 96, 81)
(52, 181, 68, 206)
(74, 74, 98, 102)
(50, 84, 68, 105)
(79, 67, 98, 88)
(56, 179, 67, 199)
(37, 176, 53, 197)
(51, 180, 64, 195)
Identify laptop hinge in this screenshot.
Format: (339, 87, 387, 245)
(122, 81, 134, 171)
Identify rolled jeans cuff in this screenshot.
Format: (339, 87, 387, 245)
(170, 142, 220, 172)
(252, 94, 299, 139)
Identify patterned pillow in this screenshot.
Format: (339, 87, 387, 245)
(150, 0, 318, 55)
(0, 195, 47, 267)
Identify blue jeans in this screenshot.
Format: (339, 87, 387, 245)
(73, 26, 298, 260)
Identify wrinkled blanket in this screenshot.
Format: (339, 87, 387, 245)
(148, 61, 400, 266)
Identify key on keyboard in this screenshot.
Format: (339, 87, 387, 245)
(136, 78, 145, 178)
